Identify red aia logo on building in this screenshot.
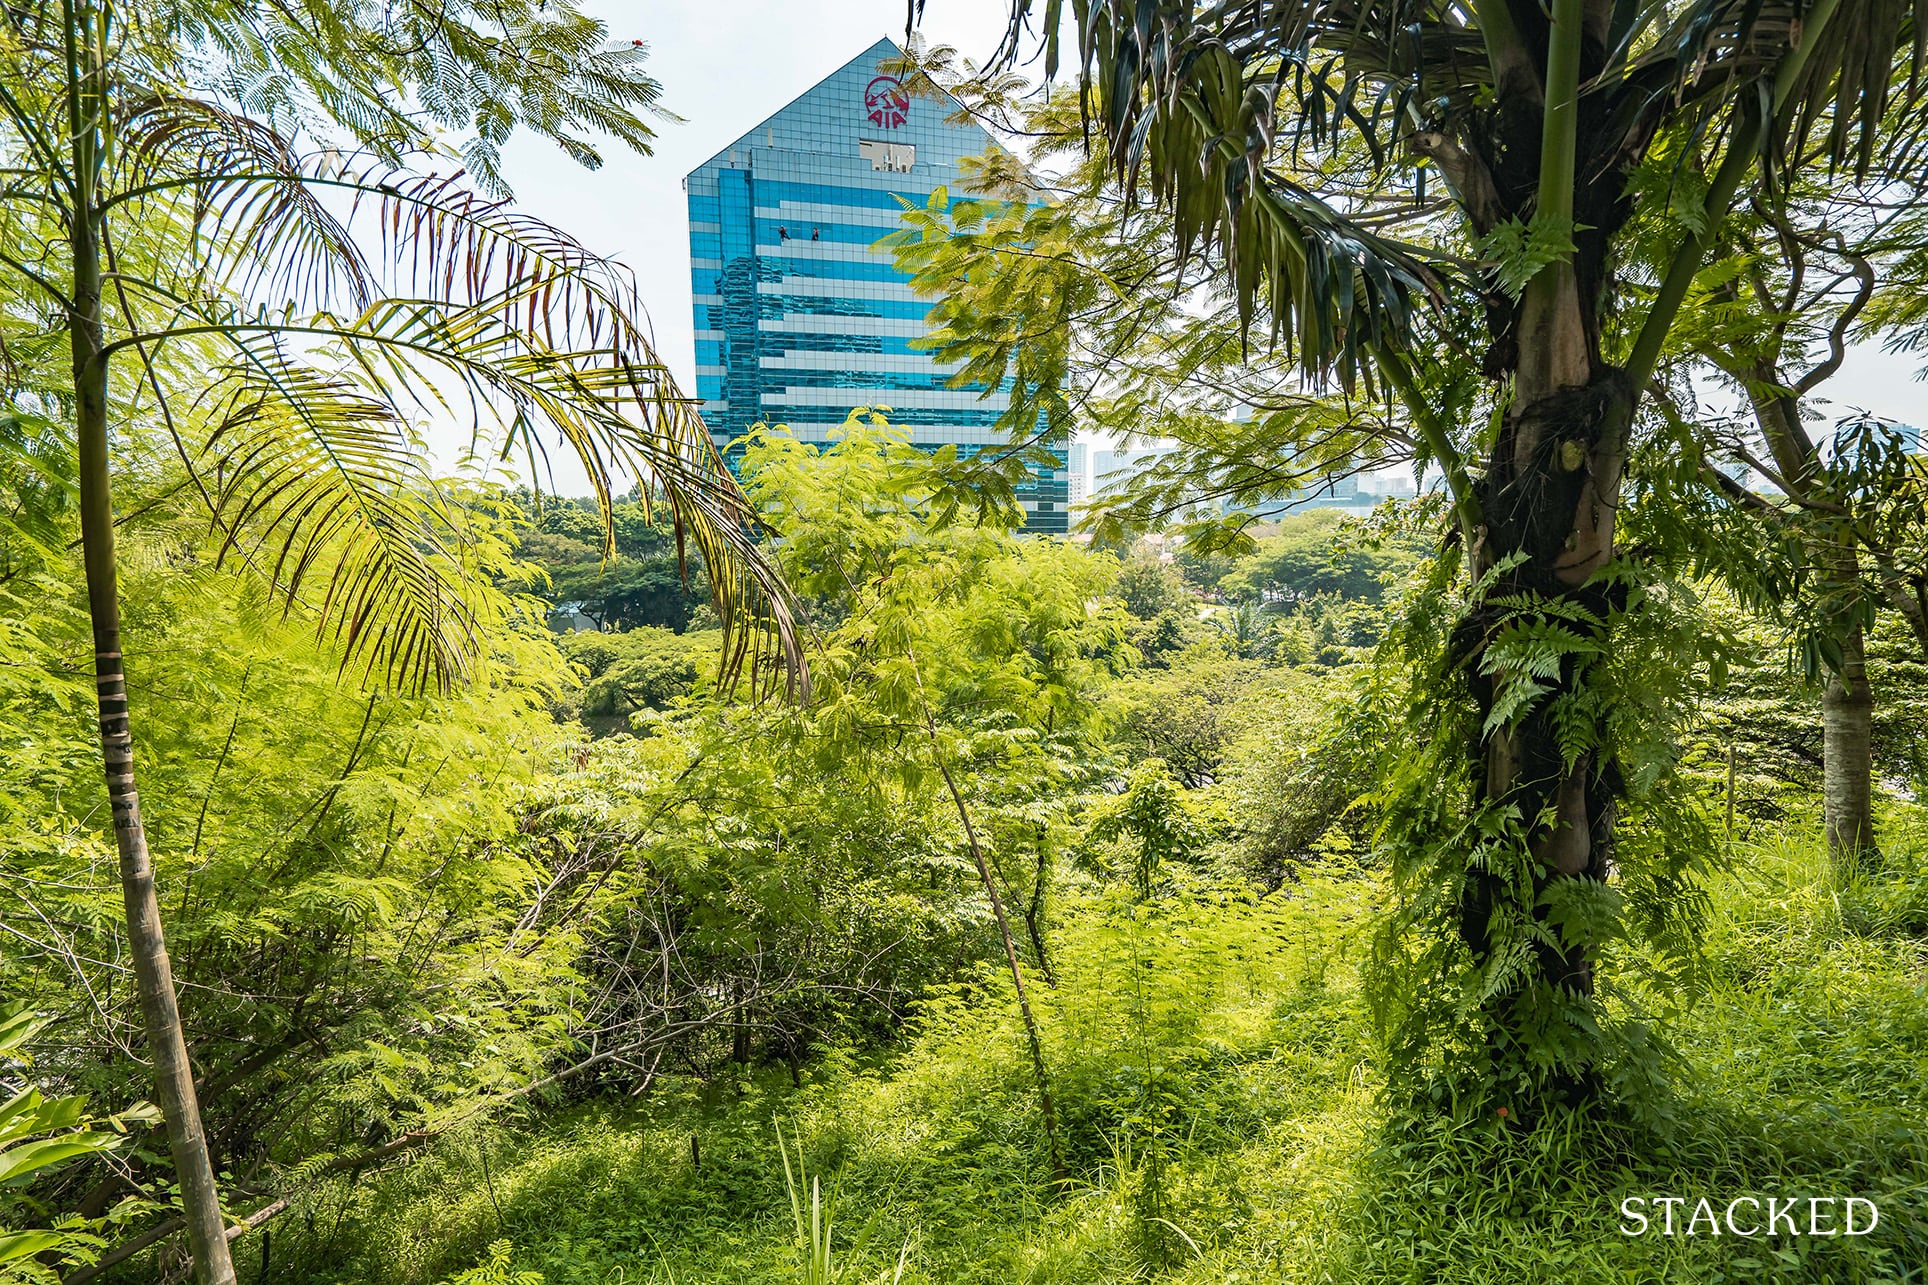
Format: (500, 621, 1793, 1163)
(865, 75, 909, 129)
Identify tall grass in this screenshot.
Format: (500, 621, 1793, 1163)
(778, 1120, 910, 1285)
(268, 823, 1928, 1285)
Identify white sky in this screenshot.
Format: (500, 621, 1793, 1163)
(474, 1, 1928, 496)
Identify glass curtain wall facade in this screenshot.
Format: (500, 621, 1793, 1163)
(685, 37, 1067, 532)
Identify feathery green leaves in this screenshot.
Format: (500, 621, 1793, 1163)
(0, 1, 806, 697)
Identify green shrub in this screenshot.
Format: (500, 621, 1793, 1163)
(272, 821, 1928, 1285)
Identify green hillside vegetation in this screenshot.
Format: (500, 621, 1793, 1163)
(276, 837, 1928, 1285)
(1215, 510, 1418, 608)
(11, 2, 1928, 1282)
(273, 448, 1928, 1284)
(10, 416, 1922, 1283)
(519, 497, 713, 634)
(558, 627, 724, 735)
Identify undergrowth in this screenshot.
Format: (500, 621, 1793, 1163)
(266, 822, 1928, 1285)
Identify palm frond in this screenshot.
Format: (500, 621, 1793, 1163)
(114, 94, 378, 313)
(1099, 13, 1439, 385)
(188, 338, 483, 694)
(1631, 0, 1928, 177)
(104, 99, 807, 697)
(988, 0, 1928, 399)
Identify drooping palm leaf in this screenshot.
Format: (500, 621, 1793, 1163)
(186, 336, 484, 693)
(983, 0, 1928, 396)
(98, 96, 807, 696)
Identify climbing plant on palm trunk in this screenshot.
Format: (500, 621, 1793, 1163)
(2, 2, 799, 1279)
(918, 0, 1928, 1103)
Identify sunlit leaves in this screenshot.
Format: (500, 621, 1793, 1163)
(0, 1, 805, 699)
(886, 151, 1458, 544)
(1477, 215, 1580, 302)
(0, 1002, 150, 1275)
(153, 0, 671, 196)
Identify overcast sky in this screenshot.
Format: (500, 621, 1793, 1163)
(481, 1, 1926, 495)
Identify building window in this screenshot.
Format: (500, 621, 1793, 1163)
(859, 139, 916, 173)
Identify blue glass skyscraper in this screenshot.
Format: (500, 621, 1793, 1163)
(685, 37, 1067, 532)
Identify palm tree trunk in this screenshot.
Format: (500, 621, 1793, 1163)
(1822, 623, 1876, 865)
(73, 299, 238, 1285)
(67, 1, 236, 1274)
(1460, 365, 1627, 1073)
(1453, 0, 1626, 1096)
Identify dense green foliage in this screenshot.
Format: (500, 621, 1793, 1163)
(517, 498, 713, 635)
(1217, 511, 1413, 608)
(0, 1005, 156, 1280)
(884, 0, 1928, 1119)
(5, 395, 1928, 1278)
(8, 0, 1928, 1276)
(259, 766, 1928, 1285)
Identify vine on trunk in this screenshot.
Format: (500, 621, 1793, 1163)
(1366, 543, 1720, 1114)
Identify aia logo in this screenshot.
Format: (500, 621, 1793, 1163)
(864, 75, 909, 129)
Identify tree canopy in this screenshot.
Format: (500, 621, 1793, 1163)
(10, 9, 1928, 1283)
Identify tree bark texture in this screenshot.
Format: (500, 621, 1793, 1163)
(74, 295, 238, 1285)
(1455, 0, 1629, 1072)
(1822, 624, 1876, 864)
(1815, 535, 1878, 867)
(1740, 354, 1880, 869)
(67, 3, 237, 1274)
(1459, 330, 1628, 1041)
(1446, 0, 1657, 1098)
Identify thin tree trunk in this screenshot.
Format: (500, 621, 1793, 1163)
(67, 0, 236, 1275)
(1735, 325, 1882, 871)
(730, 978, 750, 1065)
(1815, 521, 1876, 869)
(907, 653, 1064, 1184)
(1025, 823, 1055, 986)
(74, 324, 238, 1285)
(934, 751, 1065, 1186)
(1822, 623, 1876, 865)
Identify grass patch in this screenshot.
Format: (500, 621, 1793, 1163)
(269, 830, 1928, 1285)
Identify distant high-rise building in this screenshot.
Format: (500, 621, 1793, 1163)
(1220, 471, 1376, 520)
(1090, 446, 1168, 497)
(1067, 441, 1089, 507)
(684, 38, 1066, 531)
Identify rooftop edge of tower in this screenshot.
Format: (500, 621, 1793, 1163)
(682, 36, 999, 181)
